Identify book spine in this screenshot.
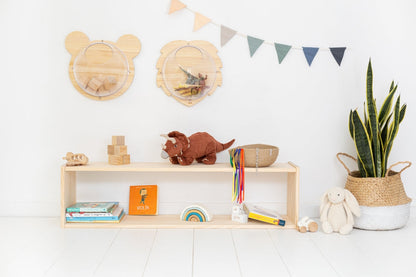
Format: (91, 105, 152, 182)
(66, 211, 124, 221)
(66, 212, 114, 217)
(66, 207, 111, 213)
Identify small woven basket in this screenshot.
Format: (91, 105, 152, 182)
(229, 144, 279, 167)
(337, 153, 412, 207)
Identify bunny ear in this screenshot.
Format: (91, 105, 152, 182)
(320, 191, 330, 215)
(344, 189, 361, 217)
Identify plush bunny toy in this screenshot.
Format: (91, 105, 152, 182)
(320, 187, 360, 235)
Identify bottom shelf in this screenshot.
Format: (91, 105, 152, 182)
(63, 214, 295, 229)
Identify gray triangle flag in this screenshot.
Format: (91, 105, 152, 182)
(221, 25, 237, 47)
(274, 43, 292, 64)
(330, 47, 346, 66)
(247, 36, 264, 57)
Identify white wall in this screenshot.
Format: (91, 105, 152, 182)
(1, 0, 415, 217)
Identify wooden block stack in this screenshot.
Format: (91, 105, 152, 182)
(108, 136, 130, 165)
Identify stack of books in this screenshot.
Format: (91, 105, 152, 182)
(243, 203, 286, 226)
(66, 202, 125, 223)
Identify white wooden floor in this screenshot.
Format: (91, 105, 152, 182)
(1, 212, 415, 277)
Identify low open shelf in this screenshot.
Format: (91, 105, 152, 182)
(61, 162, 299, 229)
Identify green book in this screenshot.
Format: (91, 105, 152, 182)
(66, 202, 118, 213)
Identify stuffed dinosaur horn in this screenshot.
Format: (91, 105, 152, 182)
(160, 134, 176, 143)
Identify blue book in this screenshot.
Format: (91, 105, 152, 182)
(66, 210, 124, 222)
(66, 202, 118, 213)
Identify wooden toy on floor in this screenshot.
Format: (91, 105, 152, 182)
(297, 217, 318, 233)
(108, 136, 130, 165)
(62, 152, 89, 166)
(180, 205, 212, 222)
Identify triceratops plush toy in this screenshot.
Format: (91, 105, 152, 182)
(160, 131, 235, 165)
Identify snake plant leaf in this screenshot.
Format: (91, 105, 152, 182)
(399, 104, 407, 123)
(349, 110, 354, 138)
(358, 156, 366, 176)
(389, 81, 394, 92)
(352, 110, 375, 177)
(380, 113, 392, 148)
(363, 102, 369, 131)
(378, 87, 397, 126)
(366, 61, 382, 177)
(384, 96, 401, 171)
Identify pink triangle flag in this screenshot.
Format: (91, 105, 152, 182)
(169, 0, 186, 14)
(194, 12, 211, 31)
(221, 25, 237, 47)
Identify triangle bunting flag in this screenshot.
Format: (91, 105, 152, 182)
(247, 36, 264, 57)
(330, 47, 347, 66)
(302, 47, 319, 66)
(274, 43, 292, 64)
(220, 25, 237, 47)
(169, 0, 186, 14)
(193, 12, 211, 31)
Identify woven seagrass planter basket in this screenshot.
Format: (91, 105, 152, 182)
(337, 153, 412, 230)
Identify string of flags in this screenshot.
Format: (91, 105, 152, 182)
(169, 0, 347, 66)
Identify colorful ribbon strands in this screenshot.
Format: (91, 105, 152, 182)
(230, 148, 245, 204)
(169, 0, 347, 66)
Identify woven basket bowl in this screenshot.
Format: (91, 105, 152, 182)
(229, 144, 279, 167)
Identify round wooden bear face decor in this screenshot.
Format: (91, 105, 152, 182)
(156, 40, 222, 106)
(65, 31, 141, 101)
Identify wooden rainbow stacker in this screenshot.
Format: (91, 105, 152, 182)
(108, 136, 130, 165)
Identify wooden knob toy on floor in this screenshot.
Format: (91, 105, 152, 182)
(108, 136, 130, 165)
(63, 152, 89, 166)
(297, 217, 318, 233)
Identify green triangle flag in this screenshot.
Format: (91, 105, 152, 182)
(247, 36, 264, 57)
(274, 43, 292, 64)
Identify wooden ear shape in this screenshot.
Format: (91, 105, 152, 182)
(116, 35, 141, 58)
(65, 31, 90, 55)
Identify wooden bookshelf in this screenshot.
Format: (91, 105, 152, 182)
(61, 162, 299, 229)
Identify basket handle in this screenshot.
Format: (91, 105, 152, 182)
(385, 161, 412, 177)
(336, 152, 357, 174)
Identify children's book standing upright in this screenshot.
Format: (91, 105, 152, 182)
(129, 185, 158, 215)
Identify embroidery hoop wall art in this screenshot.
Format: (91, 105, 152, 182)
(156, 40, 222, 106)
(65, 31, 141, 100)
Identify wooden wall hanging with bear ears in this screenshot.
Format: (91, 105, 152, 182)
(65, 31, 141, 101)
(156, 40, 222, 107)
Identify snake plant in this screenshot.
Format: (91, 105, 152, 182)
(349, 60, 406, 177)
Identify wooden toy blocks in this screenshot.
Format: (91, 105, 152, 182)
(108, 136, 130, 165)
(112, 136, 125, 145)
(107, 145, 128, 155)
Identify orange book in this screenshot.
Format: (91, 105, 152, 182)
(129, 185, 158, 215)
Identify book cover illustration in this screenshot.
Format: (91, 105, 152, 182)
(66, 202, 118, 213)
(129, 185, 158, 215)
(243, 203, 286, 226)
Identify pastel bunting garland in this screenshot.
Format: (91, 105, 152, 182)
(168, 0, 347, 66)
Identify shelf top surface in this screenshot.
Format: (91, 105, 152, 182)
(63, 162, 298, 172)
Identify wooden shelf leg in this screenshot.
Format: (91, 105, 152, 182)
(61, 167, 76, 228)
(287, 162, 299, 226)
